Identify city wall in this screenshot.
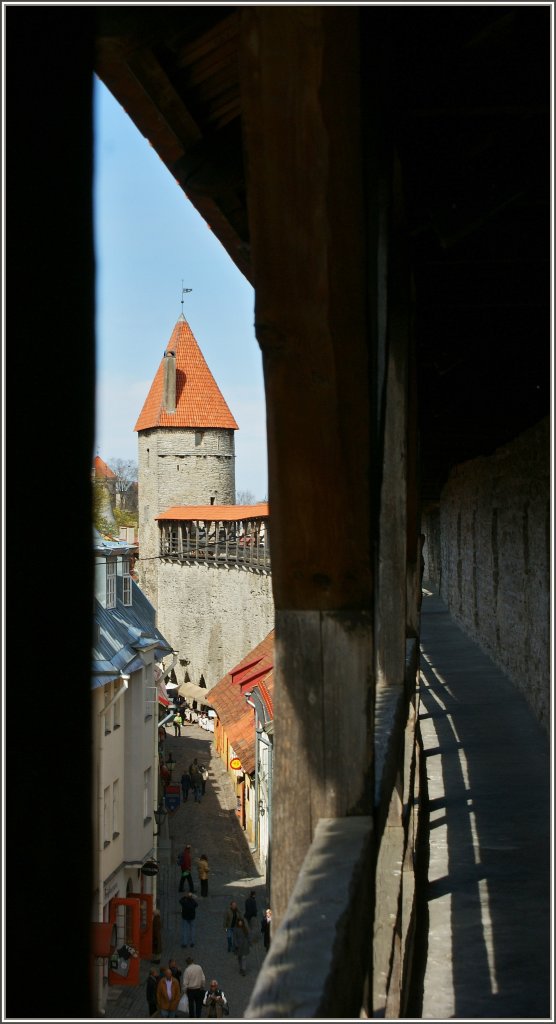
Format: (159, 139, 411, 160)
(157, 560, 275, 689)
(422, 417, 549, 728)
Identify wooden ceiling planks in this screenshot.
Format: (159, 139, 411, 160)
(126, 48, 202, 150)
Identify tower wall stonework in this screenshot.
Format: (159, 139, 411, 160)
(422, 418, 549, 728)
(137, 428, 236, 604)
(157, 561, 275, 688)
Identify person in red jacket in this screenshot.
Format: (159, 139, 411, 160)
(178, 843, 194, 893)
(160, 762, 171, 791)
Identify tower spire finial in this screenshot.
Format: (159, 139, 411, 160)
(181, 281, 192, 319)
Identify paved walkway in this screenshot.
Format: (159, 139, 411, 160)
(104, 724, 267, 1020)
(414, 587, 551, 1020)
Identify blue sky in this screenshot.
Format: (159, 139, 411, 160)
(93, 77, 268, 501)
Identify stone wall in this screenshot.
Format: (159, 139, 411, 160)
(157, 560, 275, 688)
(422, 418, 549, 728)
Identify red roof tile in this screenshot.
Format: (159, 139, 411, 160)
(134, 315, 239, 432)
(206, 631, 274, 776)
(94, 455, 116, 479)
(155, 504, 269, 521)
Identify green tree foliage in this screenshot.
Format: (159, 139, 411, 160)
(93, 478, 138, 537)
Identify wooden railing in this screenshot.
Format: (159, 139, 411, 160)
(159, 521, 271, 573)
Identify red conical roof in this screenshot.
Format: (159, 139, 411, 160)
(134, 315, 238, 432)
(94, 455, 116, 479)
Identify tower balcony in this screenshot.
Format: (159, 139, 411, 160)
(155, 504, 271, 574)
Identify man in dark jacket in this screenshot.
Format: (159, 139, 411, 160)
(146, 967, 159, 1016)
(180, 890, 198, 947)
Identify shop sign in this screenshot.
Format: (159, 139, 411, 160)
(229, 757, 242, 770)
(141, 859, 159, 876)
(164, 784, 180, 812)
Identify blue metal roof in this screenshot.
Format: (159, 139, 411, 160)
(92, 527, 137, 558)
(92, 577, 173, 690)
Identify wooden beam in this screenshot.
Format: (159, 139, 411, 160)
(125, 47, 203, 148)
(240, 7, 371, 610)
(173, 12, 239, 68)
(375, 154, 410, 691)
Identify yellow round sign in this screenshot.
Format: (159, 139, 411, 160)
(229, 757, 242, 770)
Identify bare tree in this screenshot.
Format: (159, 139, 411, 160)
(236, 489, 256, 505)
(110, 459, 138, 511)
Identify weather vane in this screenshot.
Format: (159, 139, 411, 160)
(181, 281, 192, 315)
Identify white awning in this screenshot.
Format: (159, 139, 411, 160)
(178, 681, 214, 705)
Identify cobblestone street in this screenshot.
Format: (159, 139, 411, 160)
(104, 723, 268, 1020)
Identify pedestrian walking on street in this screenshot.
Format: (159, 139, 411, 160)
(168, 958, 182, 985)
(182, 955, 206, 1018)
(261, 907, 272, 951)
(146, 967, 159, 1016)
(173, 711, 183, 736)
(233, 916, 251, 976)
(200, 763, 209, 795)
(197, 853, 210, 897)
(223, 899, 239, 952)
(179, 890, 198, 947)
(244, 890, 258, 942)
(160, 760, 171, 791)
(203, 980, 228, 1018)
(152, 907, 162, 963)
(157, 966, 181, 1017)
(190, 759, 203, 802)
(178, 843, 194, 892)
(180, 768, 191, 802)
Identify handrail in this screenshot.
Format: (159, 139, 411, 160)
(245, 817, 373, 1019)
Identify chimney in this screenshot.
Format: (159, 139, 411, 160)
(163, 349, 176, 414)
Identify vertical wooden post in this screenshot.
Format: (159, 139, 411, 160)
(375, 154, 411, 693)
(241, 8, 375, 921)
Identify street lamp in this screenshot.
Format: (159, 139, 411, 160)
(153, 803, 167, 837)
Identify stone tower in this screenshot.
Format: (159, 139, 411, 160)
(134, 313, 238, 605)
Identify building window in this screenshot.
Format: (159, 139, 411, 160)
(112, 778, 120, 838)
(106, 558, 116, 609)
(144, 766, 152, 823)
(122, 558, 132, 606)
